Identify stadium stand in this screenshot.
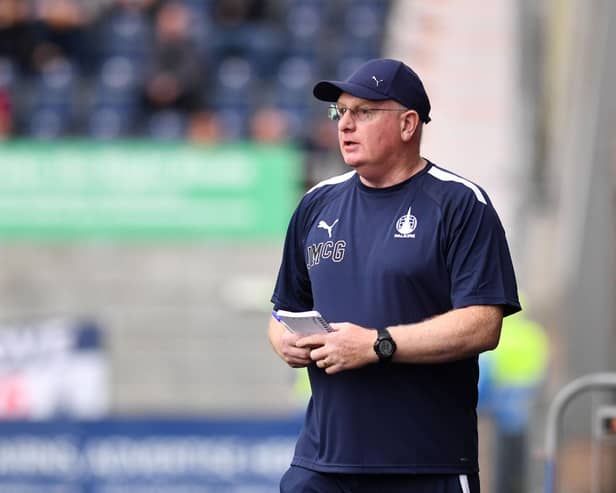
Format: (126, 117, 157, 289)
(2, 0, 392, 145)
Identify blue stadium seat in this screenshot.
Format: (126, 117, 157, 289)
(34, 58, 76, 106)
(88, 106, 135, 140)
(95, 9, 151, 68)
(214, 107, 249, 140)
(210, 23, 282, 80)
(86, 57, 140, 138)
(339, 3, 386, 59)
(344, 4, 383, 42)
(180, 0, 215, 16)
(275, 104, 308, 141)
(212, 56, 257, 107)
(339, 0, 390, 14)
(27, 107, 71, 139)
(274, 56, 316, 106)
(95, 56, 140, 105)
(181, 0, 214, 22)
(284, 3, 324, 56)
(26, 58, 77, 137)
(146, 110, 188, 141)
(0, 57, 16, 92)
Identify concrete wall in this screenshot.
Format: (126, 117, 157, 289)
(0, 243, 301, 417)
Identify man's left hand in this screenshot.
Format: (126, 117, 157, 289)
(296, 323, 379, 374)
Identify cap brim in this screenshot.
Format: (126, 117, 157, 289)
(313, 80, 389, 102)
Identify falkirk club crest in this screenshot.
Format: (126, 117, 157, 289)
(394, 207, 417, 238)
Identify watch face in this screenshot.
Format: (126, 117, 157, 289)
(378, 339, 394, 357)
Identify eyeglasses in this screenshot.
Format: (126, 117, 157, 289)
(327, 104, 408, 122)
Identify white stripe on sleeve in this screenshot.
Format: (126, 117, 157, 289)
(306, 170, 356, 194)
(428, 167, 487, 205)
(459, 474, 471, 493)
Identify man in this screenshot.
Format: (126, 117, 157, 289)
(268, 58, 520, 493)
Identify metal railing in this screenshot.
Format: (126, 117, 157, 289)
(544, 372, 616, 493)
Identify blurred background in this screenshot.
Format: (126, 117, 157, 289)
(0, 0, 614, 491)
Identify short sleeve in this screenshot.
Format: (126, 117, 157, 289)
(271, 203, 314, 311)
(445, 192, 520, 317)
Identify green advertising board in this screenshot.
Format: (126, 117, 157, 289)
(0, 140, 303, 241)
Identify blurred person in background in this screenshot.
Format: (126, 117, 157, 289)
(0, 0, 36, 72)
(248, 105, 290, 143)
(267, 58, 520, 493)
(30, 0, 92, 72)
(186, 109, 223, 144)
(28, 34, 67, 74)
(141, 0, 206, 118)
(212, 0, 269, 27)
(0, 0, 25, 138)
(211, 0, 282, 76)
(0, 88, 12, 137)
(477, 301, 548, 493)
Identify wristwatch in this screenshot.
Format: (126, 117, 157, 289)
(373, 328, 397, 362)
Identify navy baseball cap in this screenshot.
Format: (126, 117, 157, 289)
(313, 58, 431, 123)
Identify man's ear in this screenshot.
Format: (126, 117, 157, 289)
(400, 111, 419, 142)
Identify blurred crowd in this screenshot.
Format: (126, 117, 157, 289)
(0, 0, 390, 156)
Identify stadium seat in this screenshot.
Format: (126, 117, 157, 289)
(88, 106, 134, 140)
(276, 104, 308, 141)
(214, 106, 249, 140)
(180, 0, 215, 17)
(86, 56, 140, 138)
(95, 9, 151, 69)
(344, 4, 383, 42)
(25, 58, 77, 137)
(0, 57, 16, 91)
(284, 3, 324, 56)
(34, 58, 76, 105)
(146, 110, 188, 141)
(274, 56, 316, 107)
(95, 56, 140, 105)
(212, 56, 256, 106)
(27, 107, 71, 139)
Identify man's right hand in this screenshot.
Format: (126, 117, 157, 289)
(268, 316, 314, 368)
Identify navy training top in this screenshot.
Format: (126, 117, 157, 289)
(271, 161, 520, 474)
